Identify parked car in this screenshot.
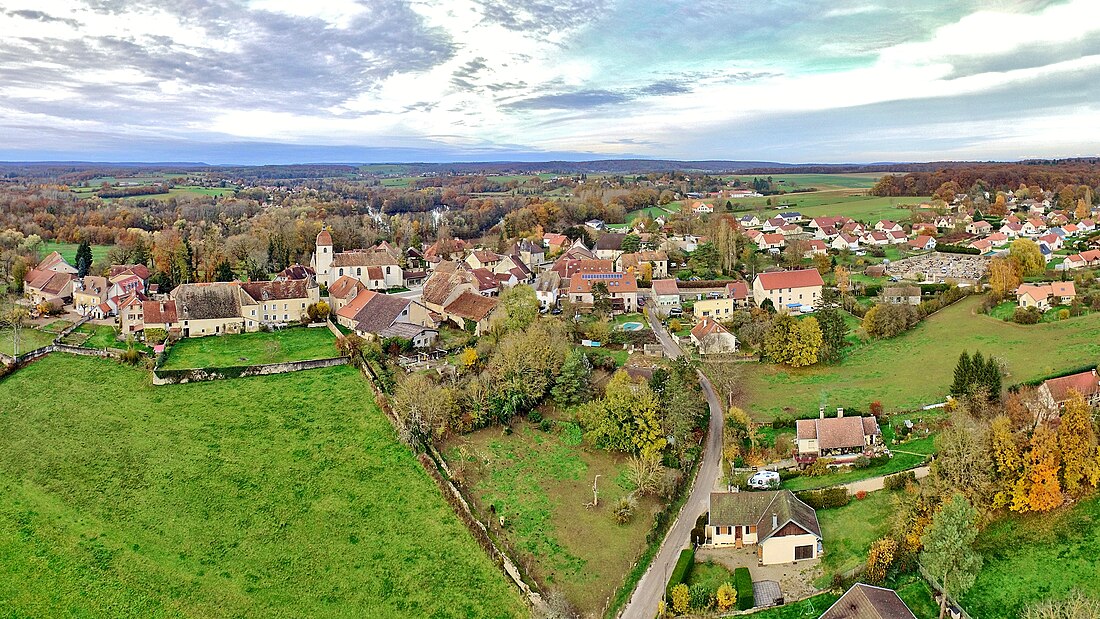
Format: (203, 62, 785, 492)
(669, 307, 683, 317)
(747, 470, 781, 490)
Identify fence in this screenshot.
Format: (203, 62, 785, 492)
(152, 356, 349, 385)
(917, 563, 974, 619)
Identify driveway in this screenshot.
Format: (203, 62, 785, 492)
(841, 465, 930, 494)
(619, 311, 725, 618)
(694, 546, 820, 602)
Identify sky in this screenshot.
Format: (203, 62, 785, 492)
(1, 0, 1100, 164)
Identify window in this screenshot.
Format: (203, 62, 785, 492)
(795, 545, 813, 560)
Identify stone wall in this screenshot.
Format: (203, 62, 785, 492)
(152, 356, 349, 385)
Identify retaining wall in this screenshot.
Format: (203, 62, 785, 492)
(152, 356, 349, 385)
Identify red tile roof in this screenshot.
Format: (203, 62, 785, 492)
(329, 275, 366, 299)
(726, 280, 749, 300)
(1042, 370, 1100, 403)
(445, 290, 498, 322)
(651, 279, 679, 296)
(756, 268, 824, 291)
(691, 317, 729, 340)
(142, 300, 178, 324)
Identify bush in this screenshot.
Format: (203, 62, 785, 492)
(803, 457, 836, 477)
(856, 490, 868, 500)
(734, 567, 754, 610)
(144, 328, 168, 345)
(1013, 306, 1042, 324)
(689, 582, 713, 611)
(613, 494, 637, 525)
(529, 410, 543, 424)
(797, 486, 851, 509)
(666, 548, 695, 598)
(1058, 308, 1070, 320)
(671, 583, 690, 615)
(771, 415, 795, 429)
(539, 419, 553, 433)
(716, 582, 737, 612)
(852, 456, 871, 469)
(883, 470, 917, 491)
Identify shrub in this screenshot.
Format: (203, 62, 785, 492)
(883, 470, 917, 491)
(716, 582, 736, 612)
(734, 567, 754, 610)
(689, 583, 713, 611)
(529, 410, 543, 424)
(1058, 308, 1070, 320)
(803, 457, 836, 477)
(539, 419, 553, 433)
(852, 456, 871, 469)
(671, 583, 690, 615)
(666, 548, 695, 598)
(1013, 306, 1041, 324)
(613, 494, 637, 525)
(144, 328, 168, 345)
(798, 487, 851, 509)
(771, 415, 795, 429)
(869, 400, 884, 418)
(856, 490, 868, 500)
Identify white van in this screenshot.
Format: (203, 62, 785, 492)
(747, 470, 780, 490)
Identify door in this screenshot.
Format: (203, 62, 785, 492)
(795, 545, 813, 560)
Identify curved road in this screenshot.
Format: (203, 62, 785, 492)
(620, 310, 725, 619)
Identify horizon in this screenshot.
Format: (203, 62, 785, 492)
(2, 1, 1100, 164)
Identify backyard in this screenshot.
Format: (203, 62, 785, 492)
(962, 495, 1100, 619)
(443, 419, 661, 616)
(782, 435, 934, 491)
(0, 326, 55, 356)
(814, 487, 897, 585)
(159, 327, 338, 370)
(744, 295, 1100, 419)
(0, 355, 524, 618)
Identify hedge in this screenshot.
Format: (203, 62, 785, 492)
(883, 470, 917, 491)
(935, 244, 981, 255)
(734, 566, 754, 610)
(666, 547, 695, 598)
(796, 486, 851, 509)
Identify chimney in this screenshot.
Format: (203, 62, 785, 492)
(772, 513, 778, 529)
(837, 407, 844, 418)
(819, 406, 825, 419)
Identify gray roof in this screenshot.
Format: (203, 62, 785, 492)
(709, 490, 821, 539)
(171, 283, 244, 320)
(595, 232, 627, 251)
(820, 584, 917, 619)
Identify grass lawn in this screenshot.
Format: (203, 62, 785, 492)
(613, 313, 649, 330)
(685, 560, 735, 592)
(40, 319, 74, 334)
(747, 592, 840, 618)
(987, 300, 1082, 323)
(782, 441, 932, 491)
(160, 327, 337, 370)
(76, 324, 120, 349)
(41, 241, 114, 265)
(443, 420, 659, 615)
(962, 495, 1100, 619)
(815, 489, 898, 585)
(896, 577, 940, 619)
(583, 346, 630, 368)
(0, 327, 55, 356)
(0, 355, 524, 618)
(724, 173, 884, 191)
(744, 295, 1100, 419)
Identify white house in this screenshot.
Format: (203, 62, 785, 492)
(706, 490, 822, 565)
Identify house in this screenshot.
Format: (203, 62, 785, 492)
(650, 278, 681, 312)
(861, 231, 890, 246)
(726, 280, 751, 306)
(739, 214, 761, 228)
(584, 219, 605, 231)
(1000, 222, 1024, 238)
(567, 271, 640, 314)
(795, 410, 882, 464)
(118, 294, 146, 335)
(34, 251, 77, 276)
(141, 299, 180, 335)
(274, 264, 316, 283)
(421, 261, 500, 332)
(238, 279, 320, 327)
(887, 230, 908, 244)
(1060, 249, 1100, 270)
(465, 249, 503, 271)
(533, 271, 563, 310)
(1016, 282, 1075, 310)
(706, 490, 822, 565)
(443, 290, 499, 335)
(170, 283, 249, 337)
(314, 233, 405, 290)
(831, 233, 860, 251)
(73, 275, 113, 317)
(966, 220, 993, 235)
(23, 268, 74, 306)
(494, 254, 532, 285)
(109, 264, 151, 288)
(594, 233, 628, 261)
(335, 290, 436, 347)
(762, 217, 786, 232)
(805, 240, 829, 256)
(875, 220, 903, 234)
(779, 211, 803, 223)
(424, 237, 470, 267)
(757, 233, 786, 252)
(470, 267, 500, 296)
(907, 235, 937, 251)
(987, 232, 1010, 247)
(777, 224, 803, 237)
(542, 233, 570, 254)
(1036, 369, 1100, 411)
(753, 269, 824, 313)
(1037, 233, 1063, 251)
(809, 216, 851, 231)
(912, 222, 937, 236)
(690, 318, 738, 354)
(511, 240, 545, 271)
(691, 201, 713, 214)
(693, 297, 738, 321)
(881, 285, 921, 306)
(327, 275, 368, 314)
(820, 584, 917, 619)
(618, 250, 669, 279)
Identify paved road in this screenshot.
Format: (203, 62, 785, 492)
(620, 311, 725, 619)
(391, 285, 423, 302)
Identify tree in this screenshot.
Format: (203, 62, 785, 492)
(459, 347, 479, 370)
(620, 234, 641, 253)
(1075, 198, 1090, 221)
(306, 301, 330, 322)
(1057, 391, 1097, 495)
(392, 373, 459, 446)
(989, 415, 1024, 509)
(1011, 426, 1062, 513)
(834, 265, 850, 295)
(866, 537, 898, 585)
(552, 349, 592, 407)
(499, 284, 539, 331)
(715, 218, 739, 275)
(578, 371, 665, 456)
(74, 241, 93, 277)
(863, 303, 919, 338)
(815, 307, 847, 362)
(950, 351, 971, 397)
(1022, 590, 1100, 619)
(989, 192, 1008, 217)
(671, 583, 690, 615)
(591, 282, 611, 315)
(715, 582, 736, 612)
(920, 493, 982, 619)
(789, 317, 823, 367)
(812, 253, 831, 275)
(988, 257, 1022, 300)
(1009, 238, 1045, 276)
(932, 411, 993, 507)
(213, 259, 235, 282)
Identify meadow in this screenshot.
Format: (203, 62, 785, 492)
(159, 327, 338, 370)
(723, 172, 884, 191)
(0, 356, 524, 618)
(0, 326, 55, 356)
(963, 495, 1100, 619)
(744, 295, 1100, 419)
(42, 241, 115, 265)
(444, 419, 659, 615)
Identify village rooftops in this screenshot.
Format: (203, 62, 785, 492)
(336, 290, 417, 334)
(651, 278, 680, 296)
(444, 290, 498, 322)
(142, 299, 178, 324)
(239, 279, 312, 302)
(567, 271, 639, 294)
(328, 275, 366, 300)
(755, 268, 825, 291)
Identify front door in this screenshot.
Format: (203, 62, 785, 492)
(735, 525, 743, 549)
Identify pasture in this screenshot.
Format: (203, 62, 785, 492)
(724, 172, 884, 191)
(443, 419, 659, 615)
(0, 356, 524, 618)
(41, 241, 114, 265)
(159, 327, 338, 370)
(744, 295, 1100, 419)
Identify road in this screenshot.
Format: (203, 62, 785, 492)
(390, 285, 423, 302)
(620, 310, 725, 619)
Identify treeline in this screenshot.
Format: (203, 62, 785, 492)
(97, 184, 170, 198)
(870, 163, 1100, 198)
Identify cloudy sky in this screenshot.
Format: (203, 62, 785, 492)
(2, 0, 1099, 164)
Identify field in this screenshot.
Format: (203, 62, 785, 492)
(0, 355, 524, 618)
(41, 241, 115, 265)
(962, 495, 1100, 619)
(0, 327, 55, 356)
(751, 193, 932, 223)
(443, 419, 659, 615)
(744, 295, 1100, 419)
(724, 173, 884, 191)
(159, 327, 337, 370)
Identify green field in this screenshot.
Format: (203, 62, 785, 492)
(963, 495, 1100, 619)
(815, 489, 897, 584)
(160, 327, 338, 370)
(444, 420, 659, 615)
(0, 327, 55, 356)
(752, 193, 931, 223)
(41, 241, 115, 265)
(725, 173, 884, 191)
(0, 356, 524, 618)
(744, 295, 1100, 419)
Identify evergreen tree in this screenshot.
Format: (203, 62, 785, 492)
(982, 357, 1002, 400)
(213, 259, 235, 282)
(950, 351, 972, 397)
(552, 349, 592, 407)
(75, 241, 93, 277)
(816, 307, 847, 363)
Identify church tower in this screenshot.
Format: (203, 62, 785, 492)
(315, 227, 333, 286)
